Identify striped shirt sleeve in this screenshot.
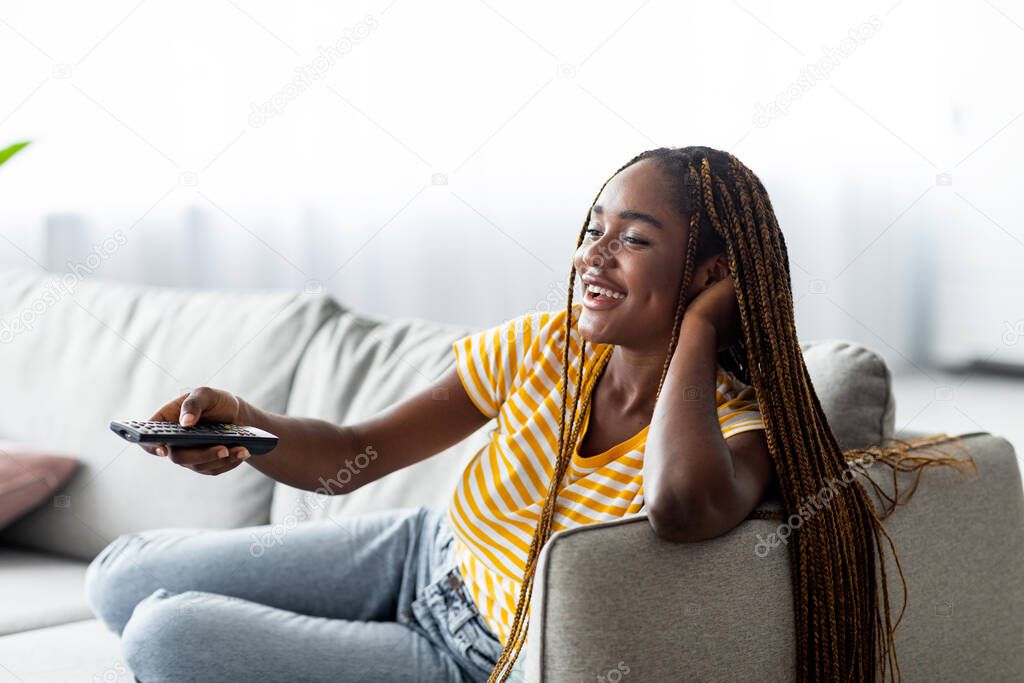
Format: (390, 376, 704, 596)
(452, 312, 538, 419)
(717, 369, 766, 439)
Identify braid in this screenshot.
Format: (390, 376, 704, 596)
(487, 146, 975, 682)
(487, 167, 623, 682)
(653, 164, 701, 400)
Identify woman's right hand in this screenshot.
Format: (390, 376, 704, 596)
(143, 386, 253, 476)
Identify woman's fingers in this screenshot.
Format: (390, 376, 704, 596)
(190, 448, 250, 475)
(169, 445, 232, 467)
(139, 394, 190, 456)
(191, 455, 246, 476)
(179, 387, 217, 427)
(147, 392, 190, 423)
(181, 446, 251, 474)
(140, 387, 242, 464)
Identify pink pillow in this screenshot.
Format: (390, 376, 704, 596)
(0, 448, 79, 530)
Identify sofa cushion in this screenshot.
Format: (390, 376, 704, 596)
(0, 269, 340, 560)
(272, 312, 896, 525)
(0, 446, 79, 530)
(0, 618, 124, 682)
(800, 339, 895, 452)
(0, 546, 93, 635)
(271, 311, 494, 525)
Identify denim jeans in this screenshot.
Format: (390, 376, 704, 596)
(84, 506, 526, 683)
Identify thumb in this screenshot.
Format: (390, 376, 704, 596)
(179, 387, 214, 426)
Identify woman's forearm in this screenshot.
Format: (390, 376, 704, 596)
(237, 402, 372, 493)
(643, 314, 735, 540)
(233, 366, 490, 494)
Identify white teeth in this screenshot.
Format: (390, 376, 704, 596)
(586, 284, 625, 300)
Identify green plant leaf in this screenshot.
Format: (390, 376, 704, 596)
(0, 141, 31, 168)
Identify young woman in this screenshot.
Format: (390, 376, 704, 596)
(86, 146, 967, 683)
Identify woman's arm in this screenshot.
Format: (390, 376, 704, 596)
(643, 313, 774, 542)
(211, 365, 490, 493)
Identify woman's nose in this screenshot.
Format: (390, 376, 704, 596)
(581, 235, 613, 269)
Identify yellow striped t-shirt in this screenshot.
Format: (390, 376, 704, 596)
(447, 302, 765, 645)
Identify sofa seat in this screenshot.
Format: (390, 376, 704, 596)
(0, 546, 120, 682)
(0, 619, 121, 683)
(0, 547, 92, 636)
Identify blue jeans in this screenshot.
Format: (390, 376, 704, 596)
(84, 506, 526, 683)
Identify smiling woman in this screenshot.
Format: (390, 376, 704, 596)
(483, 146, 975, 683)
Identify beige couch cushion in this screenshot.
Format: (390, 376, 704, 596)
(0, 270, 338, 559)
(272, 311, 494, 525)
(801, 339, 896, 452)
(0, 618, 123, 682)
(0, 547, 92, 635)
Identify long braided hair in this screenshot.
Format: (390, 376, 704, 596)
(487, 146, 975, 682)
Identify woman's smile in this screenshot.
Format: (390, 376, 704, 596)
(582, 284, 626, 310)
(580, 272, 628, 310)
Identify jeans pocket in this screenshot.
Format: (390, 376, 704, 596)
(421, 568, 505, 678)
(451, 616, 504, 675)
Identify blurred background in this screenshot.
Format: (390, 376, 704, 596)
(1, 0, 1021, 456)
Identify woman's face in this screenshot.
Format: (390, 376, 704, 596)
(573, 158, 719, 351)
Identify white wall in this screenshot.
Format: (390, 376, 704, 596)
(1, 0, 1022, 372)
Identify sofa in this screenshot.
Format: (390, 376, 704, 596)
(0, 268, 1020, 682)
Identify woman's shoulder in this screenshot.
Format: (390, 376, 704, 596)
(502, 303, 581, 346)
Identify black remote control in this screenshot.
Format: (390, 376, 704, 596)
(109, 420, 279, 456)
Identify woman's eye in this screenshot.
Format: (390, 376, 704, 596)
(584, 227, 647, 245)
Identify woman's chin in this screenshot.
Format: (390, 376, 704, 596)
(577, 316, 614, 346)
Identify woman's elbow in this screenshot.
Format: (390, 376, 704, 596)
(645, 488, 695, 542)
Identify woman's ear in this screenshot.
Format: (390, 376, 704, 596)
(703, 254, 730, 284)
(685, 254, 731, 301)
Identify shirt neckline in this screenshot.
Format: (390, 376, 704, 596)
(569, 342, 649, 469)
(572, 398, 650, 469)
(564, 339, 728, 469)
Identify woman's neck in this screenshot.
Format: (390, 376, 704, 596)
(596, 342, 667, 418)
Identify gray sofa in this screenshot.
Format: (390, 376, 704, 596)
(0, 268, 1020, 682)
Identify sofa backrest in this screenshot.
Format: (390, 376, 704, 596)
(0, 269, 339, 560)
(270, 314, 897, 526)
(270, 310, 495, 526)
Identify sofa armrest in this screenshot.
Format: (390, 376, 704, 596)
(893, 427, 934, 441)
(525, 432, 1024, 682)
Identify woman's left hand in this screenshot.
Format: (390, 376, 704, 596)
(683, 274, 743, 352)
